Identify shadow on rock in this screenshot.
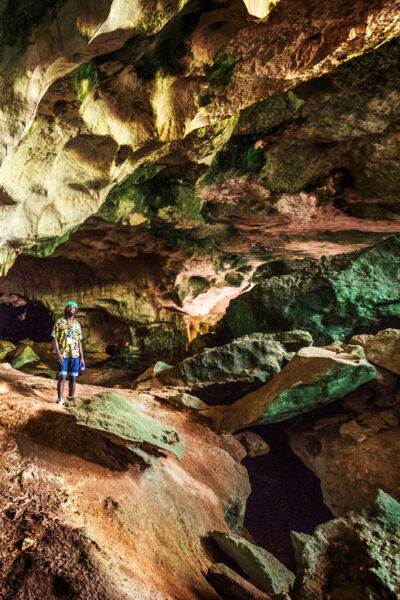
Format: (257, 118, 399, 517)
(18, 409, 143, 472)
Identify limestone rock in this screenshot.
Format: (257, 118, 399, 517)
(290, 532, 312, 567)
(287, 379, 400, 515)
(151, 388, 209, 412)
(293, 490, 400, 600)
(66, 391, 186, 463)
(211, 532, 295, 595)
(0, 341, 16, 361)
(0, 367, 250, 599)
(207, 562, 275, 600)
(225, 236, 400, 346)
(350, 329, 400, 375)
(11, 345, 40, 369)
(235, 431, 270, 457)
(149, 333, 297, 403)
(206, 345, 376, 433)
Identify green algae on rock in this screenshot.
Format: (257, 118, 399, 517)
(206, 344, 376, 432)
(11, 344, 40, 369)
(293, 489, 400, 600)
(211, 531, 295, 596)
(66, 391, 186, 463)
(225, 235, 400, 345)
(0, 340, 16, 361)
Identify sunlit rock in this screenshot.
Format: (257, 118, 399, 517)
(66, 391, 186, 463)
(145, 332, 302, 403)
(11, 344, 40, 369)
(0, 366, 250, 599)
(350, 328, 400, 375)
(206, 344, 376, 433)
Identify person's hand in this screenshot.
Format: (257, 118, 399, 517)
(57, 355, 63, 365)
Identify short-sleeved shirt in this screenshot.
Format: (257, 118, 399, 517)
(51, 318, 82, 358)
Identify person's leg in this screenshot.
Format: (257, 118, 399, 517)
(67, 357, 79, 400)
(57, 375, 66, 403)
(69, 376, 76, 398)
(57, 358, 68, 404)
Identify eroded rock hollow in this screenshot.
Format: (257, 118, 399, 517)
(1, 1, 400, 598)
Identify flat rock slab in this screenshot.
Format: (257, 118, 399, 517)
(211, 531, 295, 595)
(145, 332, 311, 403)
(206, 344, 376, 432)
(294, 490, 400, 600)
(67, 391, 186, 463)
(350, 328, 400, 375)
(207, 562, 277, 600)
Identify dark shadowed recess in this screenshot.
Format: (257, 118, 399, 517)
(0, 293, 53, 343)
(243, 423, 333, 571)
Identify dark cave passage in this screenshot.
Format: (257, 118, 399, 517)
(243, 422, 333, 572)
(0, 293, 54, 343)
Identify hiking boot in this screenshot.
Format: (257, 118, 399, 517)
(56, 398, 65, 406)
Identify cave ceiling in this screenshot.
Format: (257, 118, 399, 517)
(1, 0, 400, 332)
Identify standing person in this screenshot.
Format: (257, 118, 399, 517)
(52, 301, 85, 406)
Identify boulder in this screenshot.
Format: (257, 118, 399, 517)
(290, 532, 311, 568)
(205, 344, 376, 433)
(235, 431, 270, 457)
(11, 344, 40, 369)
(211, 532, 295, 595)
(146, 332, 311, 403)
(293, 490, 400, 600)
(225, 236, 400, 346)
(66, 392, 186, 464)
(207, 563, 277, 600)
(0, 340, 16, 361)
(287, 376, 400, 515)
(350, 328, 400, 375)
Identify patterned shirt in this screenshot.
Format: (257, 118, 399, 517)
(51, 318, 82, 358)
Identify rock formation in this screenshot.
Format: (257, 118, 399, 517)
(1, 0, 400, 597)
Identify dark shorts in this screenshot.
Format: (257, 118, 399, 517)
(59, 356, 80, 377)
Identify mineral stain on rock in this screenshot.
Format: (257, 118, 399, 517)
(0, 0, 400, 597)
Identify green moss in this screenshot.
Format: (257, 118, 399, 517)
(203, 134, 266, 185)
(206, 51, 235, 89)
(25, 226, 79, 258)
(70, 61, 101, 103)
(97, 164, 166, 222)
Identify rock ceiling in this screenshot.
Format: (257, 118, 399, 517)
(1, 0, 400, 344)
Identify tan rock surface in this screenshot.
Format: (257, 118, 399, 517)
(287, 373, 400, 515)
(350, 328, 400, 375)
(0, 364, 250, 599)
(204, 345, 376, 433)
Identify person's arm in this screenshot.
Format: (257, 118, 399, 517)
(52, 322, 63, 364)
(78, 340, 85, 366)
(53, 337, 63, 364)
(79, 340, 85, 366)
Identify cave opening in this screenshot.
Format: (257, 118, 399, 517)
(0, 293, 54, 343)
(242, 422, 333, 572)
